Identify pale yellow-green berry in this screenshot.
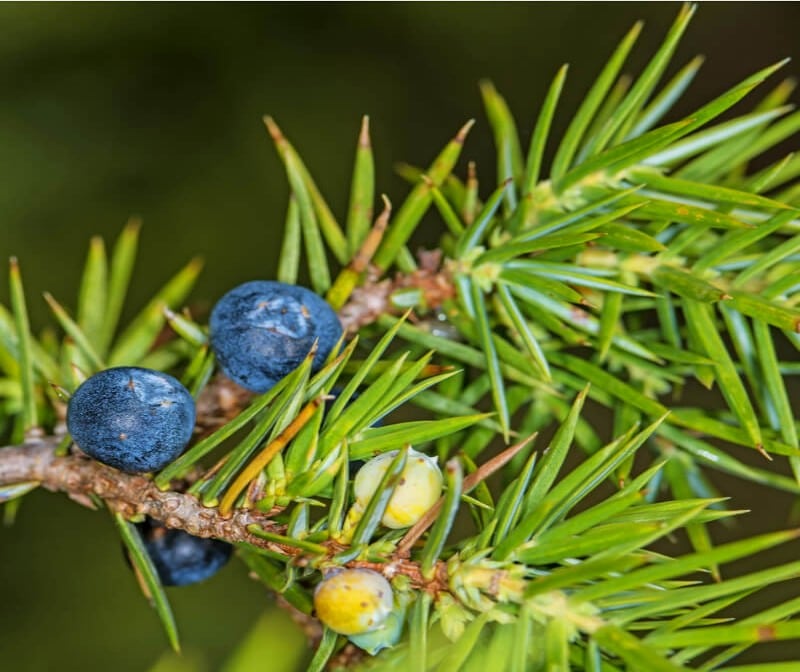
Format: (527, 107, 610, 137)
(313, 568, 394, 636)
(354, 448, 443, 529)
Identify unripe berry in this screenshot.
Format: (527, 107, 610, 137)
(354, 448, 443, 529)
(314, 568, 393, 636)
(135, 519, 232, 587)
(209, 280, 342, 393)
(66, 367, 196, 473)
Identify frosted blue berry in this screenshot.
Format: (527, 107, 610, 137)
(66, 367, 196, 473)
(209, 280, 343, 393)
(136, 519, 232, 587)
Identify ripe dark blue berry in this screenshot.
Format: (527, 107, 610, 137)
(135, 519, 232, 587)
(66, 367, 196, 473)
(209, 280, 343, 393)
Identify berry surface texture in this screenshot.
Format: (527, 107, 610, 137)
(209, 280, 343, 393)
(66, 367, 196, 473)
(354, 448, 443, 529)
(314, 568, 394, 636)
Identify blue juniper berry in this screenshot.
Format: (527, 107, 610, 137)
(134, 519, 232, 587)
(209, 280, 342, 393)
(66, 367, 196, 473)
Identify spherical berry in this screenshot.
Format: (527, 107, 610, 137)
(135, 519, 232, 587)
(209, 281, 343, 393)
(314, 568, 394, 636)
(354, 448, 443, 529)
(66, 367, 196, 473)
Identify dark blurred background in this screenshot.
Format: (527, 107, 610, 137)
(2, 3, 800, 670)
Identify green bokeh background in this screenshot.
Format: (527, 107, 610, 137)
(2, 4, 800, 670)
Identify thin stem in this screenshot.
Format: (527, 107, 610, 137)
(0, 437, 452, 594)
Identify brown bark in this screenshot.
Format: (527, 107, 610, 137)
(337, 250, 456, 333)
(0, 436, 295, 551)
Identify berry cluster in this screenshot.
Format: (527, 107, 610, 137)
(313, 450, 444, 641)
(66, 280, 341, 475)
(66, 280, 341, 585)
(64, 279, 443, 640)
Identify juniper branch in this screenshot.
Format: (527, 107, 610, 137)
(0, 261, 460, 560)
(0, 437, 454, 592)
(0, 438, 290, 545)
